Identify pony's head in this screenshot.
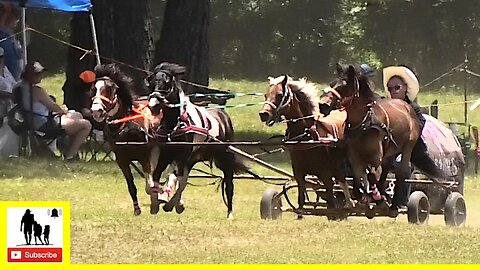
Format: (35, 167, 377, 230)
(321, 63, 375, 112)
(260, 75, 320, 126)
(259, 75, 293, 126)
(147, 62, 186, 110)
(91, 64, 134, 122)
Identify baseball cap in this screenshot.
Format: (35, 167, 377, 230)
(23, 61, 47, 78)
(79, 70, 96, 83)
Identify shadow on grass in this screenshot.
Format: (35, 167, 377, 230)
(0, 157, 120, 180)
(232, 130, 291, 164)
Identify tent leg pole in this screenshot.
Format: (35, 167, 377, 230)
(89, 12, 101, 66)
(21, 7, 27, 64)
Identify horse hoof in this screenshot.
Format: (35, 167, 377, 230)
(150, 203, 159, 215)
(175, 203, 185, 214)
(227, 212, 233, 220)
(388, 206, 399, 218)
(163, 203, 174, 212)
(134, 208, 141, 216)
(150, 195, 160, 215)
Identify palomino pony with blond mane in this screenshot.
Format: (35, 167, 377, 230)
(259, 75, 354, 219)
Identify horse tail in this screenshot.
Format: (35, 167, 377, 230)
(411, 146, 447, 180)
(230, 152, 250, 174)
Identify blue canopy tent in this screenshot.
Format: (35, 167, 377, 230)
(1, 0, 90, 12)
(0, 0, 100, 64)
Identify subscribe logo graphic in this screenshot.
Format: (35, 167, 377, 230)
(7, 207, 64, 263)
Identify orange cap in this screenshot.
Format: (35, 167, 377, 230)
(79, 70, 96, 83)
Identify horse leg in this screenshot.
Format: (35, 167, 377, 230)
(143, 145, 160, 196)
(348, 152, 367, 203)
(295, 172, 307, 220)
(378, 160, 393, 202)
(367, 166, 383, 202)
(144, 148, 156, 195)
(334, 167, 355, 209)
(150, 156, 171, 215)
(163, 162, 193, 213)
(117, 158, 141, 216)
(389, 146, 414, 217)
(318, 174, 335, 209)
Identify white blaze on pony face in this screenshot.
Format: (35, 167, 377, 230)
(91, 80, 107, 122)
(149, 97, 160, 108)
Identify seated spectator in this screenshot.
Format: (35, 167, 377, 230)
(0, 46, 18, 157)
(18, 61, 92, 161)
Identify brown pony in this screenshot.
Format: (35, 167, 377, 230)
(90, 64, 161, 216)
(259, 75, 354, 219)
(325, 64, 444, 216)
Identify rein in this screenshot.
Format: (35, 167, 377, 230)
(263, 83, 293, 125)
(107, 104, 154, 125)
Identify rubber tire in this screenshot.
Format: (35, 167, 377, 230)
(260, 188, 283, 220)
(407, 191, 430, 225)
(444, 192, 467, 227)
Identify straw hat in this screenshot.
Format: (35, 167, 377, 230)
(383, 66, 419, 101)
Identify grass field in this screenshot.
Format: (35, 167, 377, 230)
(0, 75, 479, 263)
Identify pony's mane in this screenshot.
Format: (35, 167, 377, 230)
(95, 64, 135, 108)
(269, 76, 320, 115)
(356, 73, 377, 102)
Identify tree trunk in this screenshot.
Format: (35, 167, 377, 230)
(63, 0, 153, 110)
(153, 0, 209, 97)
(62, 12, 96, 111)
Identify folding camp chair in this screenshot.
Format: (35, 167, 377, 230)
(8, 86, 66, 158)
(81, 128, 114, 162)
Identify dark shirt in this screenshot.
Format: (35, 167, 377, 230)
(405, 98, 426, 132)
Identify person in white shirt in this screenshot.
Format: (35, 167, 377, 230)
(19, 61, 92, 161)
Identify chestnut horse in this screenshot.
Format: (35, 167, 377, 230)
(325, 64, 445, 216)
(259, 75, 354, 219)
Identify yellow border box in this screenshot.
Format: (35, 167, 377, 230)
(0, 201, 70, 269)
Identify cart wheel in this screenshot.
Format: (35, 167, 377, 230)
(444, 192, 467, 227)
(407, 191, 430, 225)
(260, 188, 283, 220)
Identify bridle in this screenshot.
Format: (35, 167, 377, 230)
(92, 76, 121, 118)
(324, 76, 360, 110)
(263, 82, 293, 125)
